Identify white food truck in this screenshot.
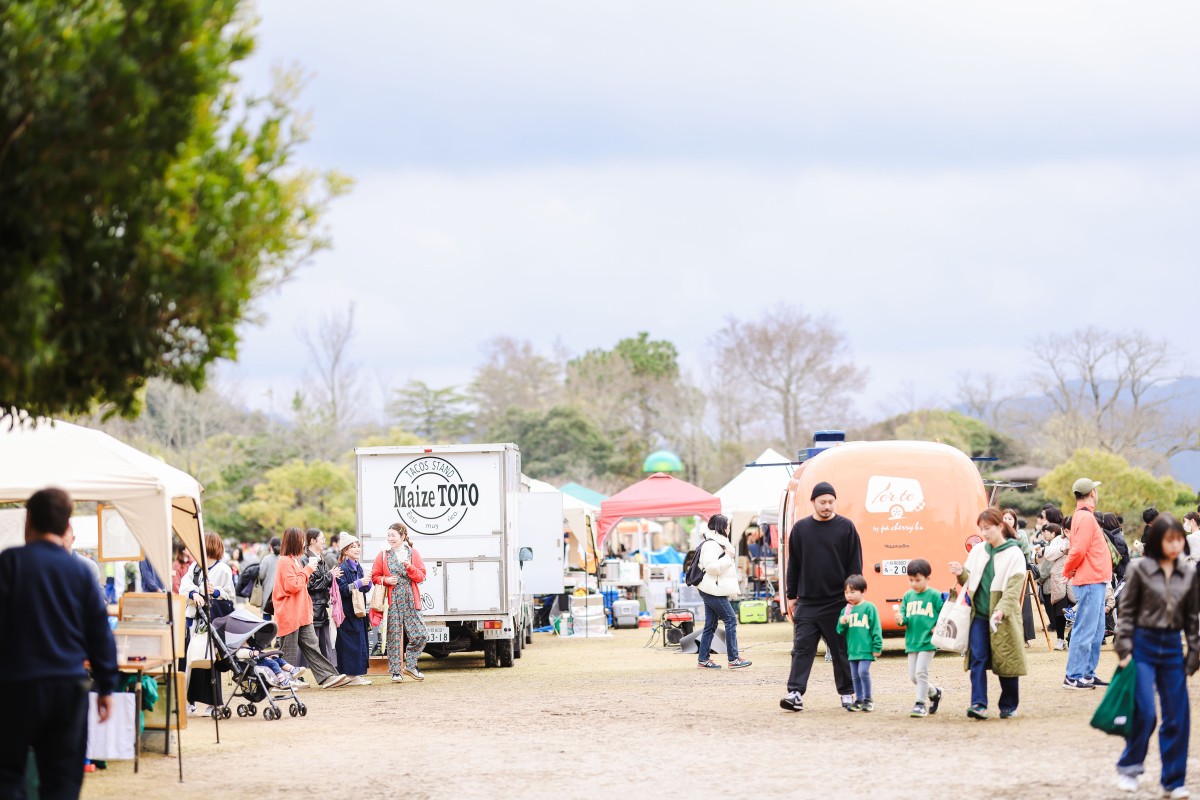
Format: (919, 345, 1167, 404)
(354, 443, 564, 667)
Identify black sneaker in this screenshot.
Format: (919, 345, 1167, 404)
(929, 687, 943, 715)
(780, 691, 803, 712)
(1089, 676, 1109, 687)
(967, 704, 988, 720)
(910, 702, 928, 718)
(999, 708, 1018, 719)
(1063, 677, 1095, 690)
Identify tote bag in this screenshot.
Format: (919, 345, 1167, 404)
(930, 588, 971, 654)
(351, 585, 367, 618)
(1090, 661, 1137, 737)
(370, 583, 388, 614)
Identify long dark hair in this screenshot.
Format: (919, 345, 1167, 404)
(1144, 513, 1187, 561)
(707, 514, 730, 537)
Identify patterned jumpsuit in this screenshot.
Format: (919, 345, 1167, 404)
(386, 547, 429, 674)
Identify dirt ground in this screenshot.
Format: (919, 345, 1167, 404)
(82, 622, 1199, 800)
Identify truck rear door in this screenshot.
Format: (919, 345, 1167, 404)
(517, 492, 565, 595)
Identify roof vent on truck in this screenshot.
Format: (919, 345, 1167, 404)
(798, 430, 845, 462)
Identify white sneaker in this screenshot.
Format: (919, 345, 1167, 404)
(1116, 775, 1138, 793)
(391, 673, 405, 683)
(1054, 639, 1067, 651)
(840, 693, 855, 709)
(319, 673, 347, 688)
(1165, 788, 1190, 799)
(348, 676, 372, 686)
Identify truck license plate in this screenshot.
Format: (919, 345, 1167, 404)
(881, 559, 909, 576)
(426, 626, 449, 643)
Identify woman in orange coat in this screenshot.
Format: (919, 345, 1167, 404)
(273, 527, 348, 689)
(371, 522, 429, 682)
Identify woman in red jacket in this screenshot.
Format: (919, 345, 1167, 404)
(371, 522, 429, 682)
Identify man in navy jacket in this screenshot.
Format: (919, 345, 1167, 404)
(0, 487, 118, 798)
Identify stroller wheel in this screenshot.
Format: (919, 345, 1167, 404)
(263, 707, 277, 721)
(209, 707, 221, 720)
(289, 703, 299, 717)
(248, 704, 257, 716)
(298, 704, 307, 717)
(236, 705, 248, 717)
(222, 707, 232, 719)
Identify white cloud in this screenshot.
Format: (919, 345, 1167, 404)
(224, 158, 1200, 424)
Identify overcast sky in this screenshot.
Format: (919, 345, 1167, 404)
(222, 1, 1200, 429)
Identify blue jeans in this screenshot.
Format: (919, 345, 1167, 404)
(968, 616, 1019, 712)
(698, 591, 739, 662)
(1118, 628, 1190, 790)
(1066, 582, 1106, 681)
(850, 660, 872, 701)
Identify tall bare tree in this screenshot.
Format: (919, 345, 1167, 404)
(300, 303, 365, 434)
(1028, 327, 1199, 468)
(709, 305, 866, 449)
(468, 337, 563, 438)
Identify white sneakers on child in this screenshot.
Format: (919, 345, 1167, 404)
(1116, 775, 1137, 793)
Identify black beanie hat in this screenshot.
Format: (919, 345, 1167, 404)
(810, 481, 836, 501)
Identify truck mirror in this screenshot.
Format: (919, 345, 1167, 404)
(519, 546, 534, 563)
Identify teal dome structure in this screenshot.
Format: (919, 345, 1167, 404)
(642, 450, 683, 473)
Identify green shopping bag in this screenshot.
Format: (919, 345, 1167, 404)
(1090, 660, 1137, 737)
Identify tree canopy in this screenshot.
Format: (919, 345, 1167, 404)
(0, 0, 346, 420)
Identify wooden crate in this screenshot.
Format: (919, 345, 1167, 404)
(118, 592, 186, 651)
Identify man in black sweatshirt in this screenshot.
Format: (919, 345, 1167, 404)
(780, 481, 863, 712)
(0, 487, 118, 798)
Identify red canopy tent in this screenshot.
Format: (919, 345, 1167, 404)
(597, 472, 722, 548)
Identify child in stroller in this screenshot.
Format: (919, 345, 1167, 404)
(253, 652, 306, 689)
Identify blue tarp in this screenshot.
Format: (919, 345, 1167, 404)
(647, 546, 684, 565)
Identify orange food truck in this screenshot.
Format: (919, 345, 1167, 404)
(776, 439, 989, 632)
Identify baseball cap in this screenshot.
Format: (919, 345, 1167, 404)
(1072, 477, 1101, 495)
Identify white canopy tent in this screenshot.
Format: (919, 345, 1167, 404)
(0, 419, 204, 580)
(713, 448, 793, 549)
(522, 475, 599, 571)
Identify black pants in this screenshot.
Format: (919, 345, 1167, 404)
(786, 598, 853, 696)
(0, 678, 89, 800)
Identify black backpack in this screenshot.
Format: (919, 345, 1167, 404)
(237, 562, 260, 598)
(684, 540, 710, 587)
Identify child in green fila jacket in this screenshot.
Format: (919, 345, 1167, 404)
(894, 558, 945, 718)
(836, 574, 882, 712)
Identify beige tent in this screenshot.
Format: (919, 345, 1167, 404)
(0, 419, 204, 579)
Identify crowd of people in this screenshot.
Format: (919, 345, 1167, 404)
(769, 477, 1200, 798)
(178, 521, 433, 705)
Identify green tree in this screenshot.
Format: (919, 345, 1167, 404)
(238, 458, 355, 534)
(1041, 449, 1195, 535)
(0, 1, 347, 421)
(387, 380, 471, 443)
(856, 409, 1020, 462)
(566, 332, 681, 482)
(491, 406, 614, 483)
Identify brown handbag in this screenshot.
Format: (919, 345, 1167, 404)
(351, 585, 367, 618)
(369, 583, 388, 614)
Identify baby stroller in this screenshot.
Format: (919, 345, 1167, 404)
(195, 606, 307, 721)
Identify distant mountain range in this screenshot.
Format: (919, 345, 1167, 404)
(965, 377, 1200, 490)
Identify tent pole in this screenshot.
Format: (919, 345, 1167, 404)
(198, 556, 220, 744)
(166, 590, 183, 781)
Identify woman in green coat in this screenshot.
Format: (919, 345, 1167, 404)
(949, 507, 1028, 720)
